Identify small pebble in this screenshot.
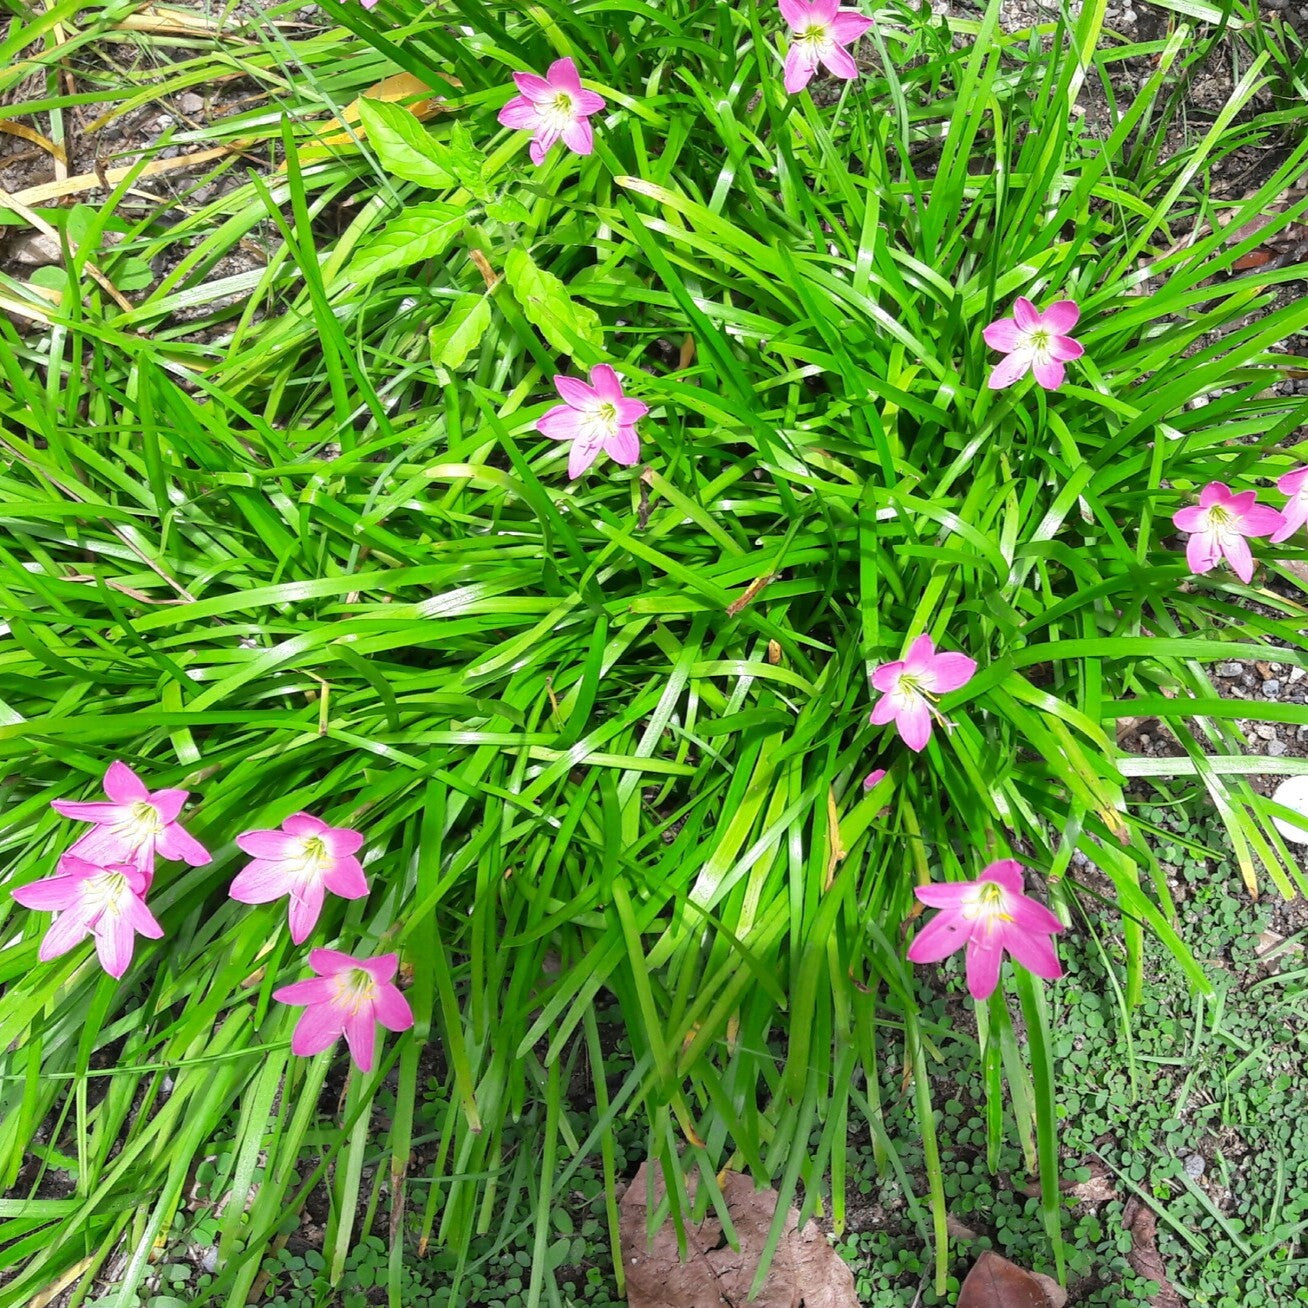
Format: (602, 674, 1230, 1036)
(1269, 740, 1288, 756)
(1184, 1154, 1206, 1179)
(1218, 662, 1243, 677)
(1255, 723, 1278, 741)
(178, 92, 205, 116)
(1265, 679, 1282, 696)
(1291, 667, 1306, 684)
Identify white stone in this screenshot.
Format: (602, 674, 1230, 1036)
(1271, 776, 1308, 846)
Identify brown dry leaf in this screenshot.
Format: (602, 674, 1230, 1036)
(0, 121, 66, 163)
(957, 1251, 1056, 1308)
(301, 71, 451, 156)
(1066, 1157, 1119, 1203)
(945, 1213, 981, 1241)
(620, 1162, 857, 1308)
(1123, 1200, 1183, 1308)
(1031, 1271, 1069, 1308)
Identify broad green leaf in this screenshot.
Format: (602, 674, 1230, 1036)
(486, 194, 532, 224)
(357, 97, 459, 188)
(503, 247, 603, 358)
(347, 202, 464, 282)
(429, 292, 492, 370)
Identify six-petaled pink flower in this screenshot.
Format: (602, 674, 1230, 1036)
(906, 859, 1063, 1001)
(1271, 466, 1308, 544)
(983, 297, 1084, 390)
(51, 760, 210, 887)
(537, 364, 648, 479)
(498, 57, 605, 166)
(230, 813, 369, 945)
(779, 0, 873, 94)
(1172, 482, 1285, 584)
(273, 948, 413, 1072)
(870, 635, 977, 753)
(12, 856, 164, 979)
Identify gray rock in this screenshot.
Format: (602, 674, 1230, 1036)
(8, 232, 62, 266)
(1265, 680, 1282, 696)
(1255, 723, 1278, 741)
(1184, 1154, 1206, 1178)
(178, 92, 205, 116)
(1218, 662, 1243, 677)
(1268, 740, 1288, 757)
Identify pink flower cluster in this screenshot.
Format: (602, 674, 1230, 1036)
(1172, 474, 1305, 584)
(10, 763, 411, 1072)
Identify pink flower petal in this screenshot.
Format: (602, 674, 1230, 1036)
(895, 696, 933, 752)
(150, 789, 189, 823)
(554, 374, 597, 408)
(830, 11, 874, 42)
(104, 761, 149, 804)
(94, 914, 136, 979)
(538, 404, 586, 441)
(1198, 481, 1230, 509)
(323, 826, 364, 857)
(229, 858, 294, 904)
(870, 659, 904, 693)
(999, 922, 1062, 979)
(290, 1003, 345, 1057)
(498, 97, 540, 131)
(528, 137, 550, 167)
(38, 911, 91, 961)
(1220, 533, 1254, 584)
(568, 440, 603, 479)
(561, 116, 594, 157)
(1012, 298, 1040, 331)
(988, 350, 1033, 389)
(1237, 504, 1286, 538)
(322, 856, 368, 900)
(123, 894, 165, 940)
(236, 829, 297, 859)
(964, 934, 1004, 1000)
(1270, 501, 1307, 544)
(284, 813, 328, 836)
(547, 57, 582, 94)
(1185, 530, 1220, 576)
(616, 397, 649, 424)
(287, 881, 326, 945)
(901, 634, 936, 676)
(606, 427, 640, 466)
(1039, 300, 1079, 333)
(1005, 892, 1063, 937)
(1172, 505, 1207, 533)
(980, 859, 1024, 893)
(906, 911, 969, 963)
(921, 652, 976, 695)
(589, 364, 623, 402)
(861, 768, 886, 791)
(342, 1010, 377, 1072)
(308, 948, 359, 976)
(361, 953, 399, 984)
(810, 0, 840, 19)
(512, 71, 554, 103)
(869, 694, 899, 726)
(982, 318, 1023, 351)
(1048, 335, 1083, 362)
(156, 822, 211, 866)
(61, 825, 147, 869)
(783, 46, 817, 94)
(778, 0, 812, 27)
(574, 89, 606, 115)
(11, 874, 80, 911)
(50, 800, 125, 823)
(1278, 466, 1308, 496)
(914, 881, 976, 909)
(818, 42, 859, 81)
(1031, 357, 1066, 390)
(373, 983, 415, 1031)
(273, 976, 335, 1005)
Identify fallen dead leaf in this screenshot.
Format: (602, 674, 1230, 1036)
(1066, 1157, 1119, 1204)
(945, 1213, 981, 1241)
(957, 1251, 1057, 1308)
(1123, 1198, 1183, 1308)
(619, 1162, 857, 1308)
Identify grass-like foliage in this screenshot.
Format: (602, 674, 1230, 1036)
(2, 0, 1308, 1303)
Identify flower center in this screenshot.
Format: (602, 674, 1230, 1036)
(1027, 327, 1051, 354)
(1203, 504, 1235, 536)
(542, 91, 576, 131)
(894, 672, 930, 702)
(799, 20, 831, 49)
(962, 880, 1013, 928)
(334, 967, 377, 1015)
(112, 801, 162, 850)
(82, 870, 131, 923)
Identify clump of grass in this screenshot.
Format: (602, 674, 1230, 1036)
(2, 0, 1308, 1304)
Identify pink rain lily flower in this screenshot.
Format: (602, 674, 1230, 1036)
(779, 0, 873, 94)
(983, 297, 1084, 390)
(51, 760, 210, 887)
(537, 364, 648, 479)
(1172, 482, 1285, 584)
(906, 859, 1064, 1001)
(498, 57, 605, 167)
(11, 856, 163, 979)
(870, 635, 977, 753)
(273, 949, 414, 1072)
(1271, 466, 1308, 544)
(230, 813, 368, 945)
